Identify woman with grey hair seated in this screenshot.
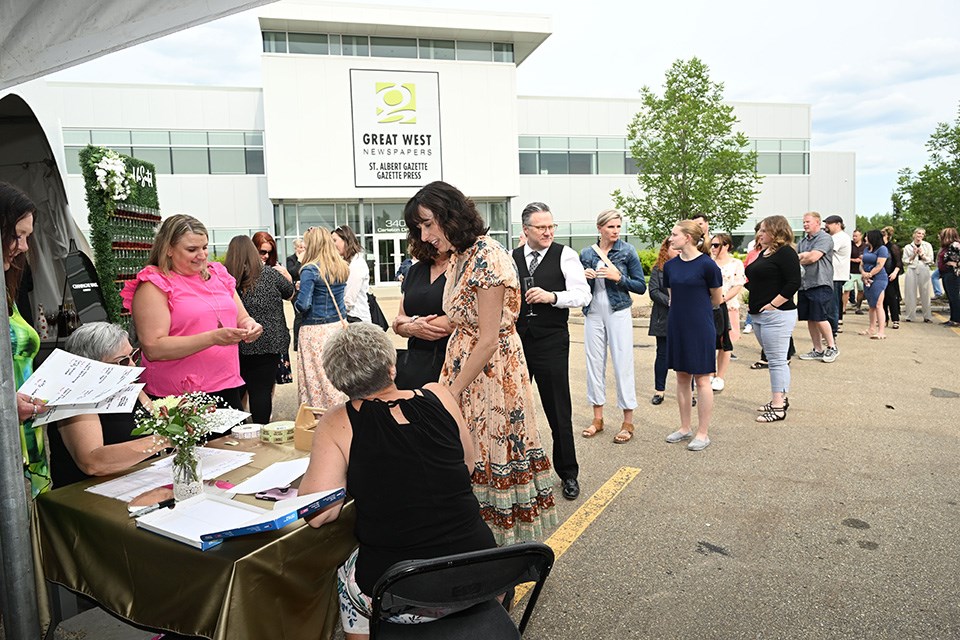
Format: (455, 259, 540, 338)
(299, 323, 496, 639)
(47, 322, 170, 488)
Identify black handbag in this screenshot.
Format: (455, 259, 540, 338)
(368, 293, 389, 331)
(276, 351, 293, 385)
(394, 344, 445, 390)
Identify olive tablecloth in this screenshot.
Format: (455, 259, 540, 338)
(34, 439, 357, 640)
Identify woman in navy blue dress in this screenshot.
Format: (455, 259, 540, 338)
(859, 229, 889, 339)
(662, 220, 723, 451)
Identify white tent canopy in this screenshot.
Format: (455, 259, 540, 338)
(0, 0, 275, 90)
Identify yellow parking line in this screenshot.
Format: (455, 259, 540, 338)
(934, 312, 960, 335)
(514, 466, 641, 605)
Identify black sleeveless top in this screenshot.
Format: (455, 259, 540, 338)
(400, 260, 449, 353)
(48, 401, 146, 488)
(346, 388, 495, 593)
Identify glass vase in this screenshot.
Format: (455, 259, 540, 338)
(172, 446, 203, 501)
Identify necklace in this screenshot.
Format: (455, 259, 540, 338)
(178, 270, 224, 328)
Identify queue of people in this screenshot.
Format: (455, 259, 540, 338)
(7, 171, 960, 639)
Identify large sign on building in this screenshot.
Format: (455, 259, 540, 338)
(350, 69, 442, 187)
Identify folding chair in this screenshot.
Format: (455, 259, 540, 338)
(368, 541, 555, 639)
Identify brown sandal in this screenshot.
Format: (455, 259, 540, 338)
(582, 418, 604, 438)
(613, 423, 634, 444)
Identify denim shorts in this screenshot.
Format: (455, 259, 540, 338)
(797, 285, 833, 322)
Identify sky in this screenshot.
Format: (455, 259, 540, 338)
(48, 0, 960, 218)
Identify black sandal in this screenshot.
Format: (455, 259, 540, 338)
(757, 398, 790, 412)
(750, 361, 769, 370)
(756, 407, 787, 423)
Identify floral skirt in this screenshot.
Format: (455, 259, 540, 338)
(297, 323, 347, 411)
(441, 328, 558, 546)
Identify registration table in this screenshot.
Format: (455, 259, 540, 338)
(34, 437, 357, 640)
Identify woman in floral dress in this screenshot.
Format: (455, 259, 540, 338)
(403, 181, 557, 545)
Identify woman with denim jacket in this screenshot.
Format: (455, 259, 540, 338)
(579, 209, 647, 444)
(295, 227, 350, 410)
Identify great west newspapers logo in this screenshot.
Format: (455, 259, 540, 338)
(375, 82, 416, 124)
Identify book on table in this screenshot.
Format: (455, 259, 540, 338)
(135, 488, 346, 550)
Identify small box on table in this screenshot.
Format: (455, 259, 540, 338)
(294, 404, 325, 452)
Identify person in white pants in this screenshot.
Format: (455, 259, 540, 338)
(902, 227, 934, 323)
(579, 209, 647, 444)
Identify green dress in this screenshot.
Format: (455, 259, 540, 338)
(10, 303, 49, 497)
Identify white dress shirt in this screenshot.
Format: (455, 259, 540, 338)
(903, 241, 934, 267)
(523, 244, 592, 309)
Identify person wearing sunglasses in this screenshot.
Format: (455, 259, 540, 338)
(47, 323, 171, 488)
(253, 231, 293, 283)
(709, 233, 745, 392)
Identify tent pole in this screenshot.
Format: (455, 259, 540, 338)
(0, 277, 41, 639)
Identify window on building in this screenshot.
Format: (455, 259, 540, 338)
(132, 148, 172, 174)
(172, 148, 209, 174)
(598, 151, 625, 174)
(341, 35, 369, 56)
(420, 39, 455, 60)
(756, 153, 780, 174)
(262, 31, 287, 53)
(244, 149, 265, 174)
(209, 148, 246, 174)
(91, 130, 130, 145)
(370, 37, 417, 59)
(569, 152, 596, 175)
(131, 130, 169, 145)
(288, 33, 328, 55)
(519, 152, 539, 175)
(539, 152, 569, 175)
(493, 43, 514, 63)
(456, 41, 492, 61)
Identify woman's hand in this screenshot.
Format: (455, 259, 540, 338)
(17, 393, 48, 423)
(273, 264, 293, 283)
(405, 314, 449, 341)
(598, 263, 622, 282)
(237, 317, 264, 343)
(210, 327, 251, 346)
(760, 303, 778, 312)
(583, 268, 597, 280)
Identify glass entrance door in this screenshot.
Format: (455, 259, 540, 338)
(373, 235, 408, 285)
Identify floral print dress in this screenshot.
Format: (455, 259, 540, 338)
(439, 236, 557, 545)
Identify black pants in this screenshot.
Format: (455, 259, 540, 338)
(521, 329, 578, 482)
(239, 353, 280, 424)
(943, 270, 960, 322)
(654, 336, 668, 392)
(883, 277, 901, 322)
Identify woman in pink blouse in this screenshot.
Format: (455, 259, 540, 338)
(122, 214, 263, 409)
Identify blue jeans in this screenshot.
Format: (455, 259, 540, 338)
(750, 309, 798, 395)
(932, 269, 943, 297)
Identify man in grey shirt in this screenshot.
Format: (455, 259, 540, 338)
(797, 211, 838, 363)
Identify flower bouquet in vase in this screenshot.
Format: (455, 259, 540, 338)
(133, 392, 218, 501)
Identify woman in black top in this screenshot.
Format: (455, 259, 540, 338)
(391, 232, 452, 389)
(225, 235, 295, 423)
(648, 237, 679, 405)
(881, 226, 903, 329)
(745, 215, 801, 423)
(300, 323, 495, 638)
(48, 323, 170, 488)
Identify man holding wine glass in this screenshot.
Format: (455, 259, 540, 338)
(512, 202, 591, 500)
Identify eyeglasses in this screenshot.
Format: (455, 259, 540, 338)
(113, 348, 141, 367)
(259, 250, 271, 256)
(710, 243, 722, 248)
(524, 224, 558, 233)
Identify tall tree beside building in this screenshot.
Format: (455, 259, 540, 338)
(894, 103, 960, 238)
(613, 57, 761, 244)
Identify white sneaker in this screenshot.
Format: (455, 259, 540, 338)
(743, 325, 753, 334)
(711, 377, 725, 392)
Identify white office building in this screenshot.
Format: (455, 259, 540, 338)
(1, 1, 855, 286)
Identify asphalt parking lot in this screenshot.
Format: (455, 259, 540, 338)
(52, 292, 960, 639)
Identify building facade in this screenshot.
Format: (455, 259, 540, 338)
(3, 1, 855, 286)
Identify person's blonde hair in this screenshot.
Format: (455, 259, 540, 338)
(675, 219, 703, 246)
(803, 211, 822, 222)
(881, 225, 896, 242)
(148, 214, 210, 279)
(596, 209, 622, 228)
(760, 215, 795, 253)
(302, 227, 350, 283)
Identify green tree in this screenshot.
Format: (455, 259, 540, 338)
(855, 212, 896, 234)
(613, 57, 762, 244)
(894, 102, 960, 239)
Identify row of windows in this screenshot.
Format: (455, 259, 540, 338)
(519, 136, 810, 176)
(63, 129, 266, 175)
(262, 31, 515, 63)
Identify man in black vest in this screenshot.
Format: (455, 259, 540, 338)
(513, 202, 592, 500)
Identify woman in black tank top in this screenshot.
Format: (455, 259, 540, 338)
(300, 323, 495, 638)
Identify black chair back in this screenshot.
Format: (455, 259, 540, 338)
(369, 541, 554, 638)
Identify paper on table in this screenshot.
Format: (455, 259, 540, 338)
(151, 448, 254, 481)
(86, 465, 174, 502)
(19, 349, 143, 406)
(32, 383, 144, 426)
(228, 458, 311, 494)
(207, 408, 252, 434)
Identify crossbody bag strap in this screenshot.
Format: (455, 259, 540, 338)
(591, 243, 616, 270)
(316, 267, 348, 329)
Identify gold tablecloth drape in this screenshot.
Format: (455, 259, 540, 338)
(34, 440, 357, 640)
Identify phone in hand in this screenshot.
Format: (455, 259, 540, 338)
(255, 486, 298, 502)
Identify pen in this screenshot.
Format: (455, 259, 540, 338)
(130, 498, 176, 518)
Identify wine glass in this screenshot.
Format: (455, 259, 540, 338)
(522, 277, 537, 317)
